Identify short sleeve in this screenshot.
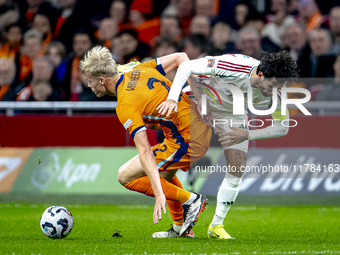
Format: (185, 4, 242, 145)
(140, 59, 166, 76)
(116, 104, 147, 139)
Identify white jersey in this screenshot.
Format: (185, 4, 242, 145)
(193, 54, 281, 116)
(167, 53, 289, 141)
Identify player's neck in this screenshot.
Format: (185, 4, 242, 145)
(106, 74, 121, 96)
(250, 67, 260, 88)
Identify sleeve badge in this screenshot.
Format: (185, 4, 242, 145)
(124, 119, 133, 130)
(207, 58, 215, 68)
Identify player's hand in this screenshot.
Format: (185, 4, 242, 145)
(153, 193, 166, 224)
(196, 100, 214, 127)
(218, 126, 249, 147)
(156, 99, 178, 116)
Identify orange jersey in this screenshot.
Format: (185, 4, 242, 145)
(116, 59, 190, 142)
(116, 59, 211, 171)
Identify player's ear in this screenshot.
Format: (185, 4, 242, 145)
(257, 71, 264, 78)
(99, 77, 105, 85)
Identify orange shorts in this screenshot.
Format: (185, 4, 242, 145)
(152, 110, 212, 172)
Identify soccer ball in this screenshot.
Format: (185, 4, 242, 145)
(40, 206, 74, 239)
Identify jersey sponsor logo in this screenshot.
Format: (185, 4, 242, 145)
(207, 58, 215, 68)
(253, 97, 261, 103)
(124, 119, 133, 130)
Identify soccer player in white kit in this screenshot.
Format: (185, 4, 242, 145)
(156, 51, 300, 239)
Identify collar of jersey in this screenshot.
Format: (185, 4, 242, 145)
(246, 66, 257, 88)
(115, 74, 124, 93)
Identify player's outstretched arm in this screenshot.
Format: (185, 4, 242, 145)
(158, 52, 189, 74)
(157, 57, 214, 116)
(218, 112, 290, 147)
(247, 112, 290, 140)
(134, 131, 166, 224)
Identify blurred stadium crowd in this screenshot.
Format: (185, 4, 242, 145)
(0, 0, 340, 105)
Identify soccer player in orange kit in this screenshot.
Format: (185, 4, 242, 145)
(80, 46, 211, 238)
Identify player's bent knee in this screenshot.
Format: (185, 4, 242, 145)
(117, 165, 129, 186)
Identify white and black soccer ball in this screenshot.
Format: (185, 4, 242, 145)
(40, 206, 74, 239)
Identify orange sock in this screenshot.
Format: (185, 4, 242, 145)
(124, 176, 191, 204)
(167, 175, 184, 226)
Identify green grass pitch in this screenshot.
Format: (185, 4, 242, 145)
(0, 203, 339, 255)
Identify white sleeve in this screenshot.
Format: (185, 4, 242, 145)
(167, 54, 258, 101)
(248, 119, 289, 140)
(167, 58, 215, 101)
(248, 103, 290, 140)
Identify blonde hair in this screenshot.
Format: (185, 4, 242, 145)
(79, 46, 118, 77)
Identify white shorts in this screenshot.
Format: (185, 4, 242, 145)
(213, 113, 249, 153)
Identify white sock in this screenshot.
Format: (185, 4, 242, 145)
(173, 224, 182, 233)
(211, 172, 242, 227)
(211, 215, 224, 226)
(182, 193, 197, 206)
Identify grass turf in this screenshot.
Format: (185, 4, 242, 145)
(0, 203, 339, 254)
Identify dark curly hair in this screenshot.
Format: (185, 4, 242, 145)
(257, 51, 299, 86)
